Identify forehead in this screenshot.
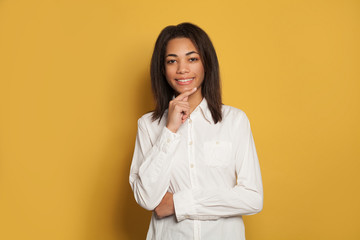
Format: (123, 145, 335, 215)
(166, 38, 198, 54)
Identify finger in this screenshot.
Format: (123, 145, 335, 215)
(179, 107, 190, 116)
(170, 101, 190, 109)
(173, 103, 190, 113)
(181, 109, 190, 119)
(174, 87, 197, 101)
(169, 99, 190, 107)
(173, 102, 190, 109)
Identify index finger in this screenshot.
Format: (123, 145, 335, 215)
(175, 87, 197, 101)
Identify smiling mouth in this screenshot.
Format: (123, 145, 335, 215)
(176, 77, 194, 84)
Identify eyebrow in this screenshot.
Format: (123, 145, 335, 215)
(166, 51, 199, 57)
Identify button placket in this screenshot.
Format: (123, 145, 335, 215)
(188, 117, 198, 189)
(194, 220, 201, 240)
(187, 116, 199, 239)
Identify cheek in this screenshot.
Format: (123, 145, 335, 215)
(165, 66, 175, 78)
(164, 70, 175, 87)
(195, 65, 205, 78)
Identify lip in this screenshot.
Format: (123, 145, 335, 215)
(175, 77, 194, 85)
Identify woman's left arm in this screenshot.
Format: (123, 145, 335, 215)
(172, 114, 263, 221)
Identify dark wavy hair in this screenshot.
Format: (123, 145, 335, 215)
(150, 22, 222, 123)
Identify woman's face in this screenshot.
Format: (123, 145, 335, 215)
(164, 38, 205, 95)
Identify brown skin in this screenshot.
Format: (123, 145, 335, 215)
(166, 87, 197, 133)
(164, 38, 204, 106)
(154, 192, 174, 218)
(165, 37, 204, 134)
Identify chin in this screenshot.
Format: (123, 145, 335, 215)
(174, 86, 192, 94)
(180, 87, 193, 92)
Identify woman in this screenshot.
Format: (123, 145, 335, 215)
(129, 22, 263, 240)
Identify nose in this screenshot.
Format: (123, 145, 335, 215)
(176, 60, 189, 74)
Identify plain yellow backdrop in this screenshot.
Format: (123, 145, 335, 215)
(0, 0, 359, 239)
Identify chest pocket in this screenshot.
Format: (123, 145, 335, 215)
(203, 141, 232, 167)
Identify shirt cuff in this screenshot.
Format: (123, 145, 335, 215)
(173, 189, 196, 222)
(156, 127, 181, 154)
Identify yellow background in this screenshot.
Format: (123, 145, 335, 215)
(0, 0, 359, 239)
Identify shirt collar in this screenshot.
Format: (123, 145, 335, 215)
(196, 98, 213, 124)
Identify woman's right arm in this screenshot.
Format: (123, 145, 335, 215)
(129, 117, 181, 211)
(130, 88, 196, 211)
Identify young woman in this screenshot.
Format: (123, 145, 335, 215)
(129, 22, 263, 240)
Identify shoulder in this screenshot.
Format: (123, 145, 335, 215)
(221, 104, 252, 131)
(221, 104, 249, 122)
(137, 112, 154, 129)
(221, 104, 253, 135)
(138, 111, 154, 123)
(137, 111, 167, 130)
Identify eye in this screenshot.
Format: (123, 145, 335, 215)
(166, 59, 176, 64)
(189, 57, 199, 62)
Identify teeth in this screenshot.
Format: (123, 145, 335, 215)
(177, 78, 193, 82)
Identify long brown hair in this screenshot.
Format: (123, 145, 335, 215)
(150, 22, 222, 123)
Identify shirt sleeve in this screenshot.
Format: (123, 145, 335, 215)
(129, 117, 181, 211)
(173, 113, 263, 221)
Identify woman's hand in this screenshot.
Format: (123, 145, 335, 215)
(166, 88, 197, 133)
(154, 192, 174, 219)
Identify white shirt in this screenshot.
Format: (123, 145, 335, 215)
(129, 98, 263, 240)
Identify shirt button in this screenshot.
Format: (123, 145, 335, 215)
(167, 138, 171, 143)
(216, 141, 220, 144)
(190, 163, 194, 168)
(189, 141, 193, 145)
(189, 119, 192, 124)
